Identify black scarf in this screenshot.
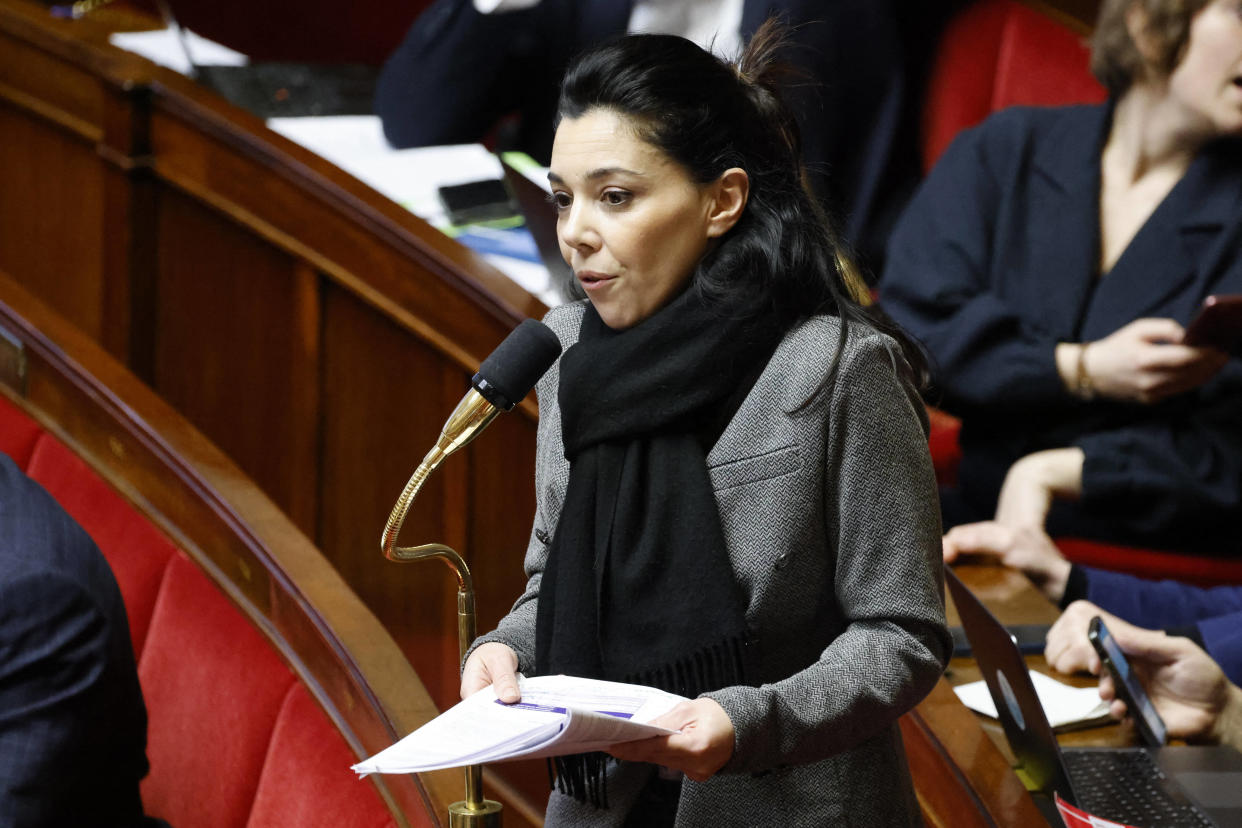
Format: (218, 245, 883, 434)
(535, 289, 782, 806)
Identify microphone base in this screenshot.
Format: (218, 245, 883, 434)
(448, 798, 503, 828)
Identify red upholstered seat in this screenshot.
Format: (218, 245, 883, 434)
(921, 0, 1107, 171)
(139, 552, 298, 827)
(0, 393, 409, 827)
(246, 683, 398, 828)
(26, 434, 176, 657)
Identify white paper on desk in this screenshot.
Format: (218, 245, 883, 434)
(266, 117, 504, 222)
(109, 28, 247, 75)
(352, 674, 686, 776)
(955, 670, 1111, 730)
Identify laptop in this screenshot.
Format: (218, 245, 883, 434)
(945, 567, 1242, 827)
(498, 154, 579, 301)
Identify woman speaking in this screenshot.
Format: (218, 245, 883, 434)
(462, 23, 949, 826)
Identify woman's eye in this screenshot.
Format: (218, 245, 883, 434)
(602, 190, 631, 207)
(549, 192, 572, 211)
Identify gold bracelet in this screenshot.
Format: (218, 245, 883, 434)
(1075, 343, 1095, 400)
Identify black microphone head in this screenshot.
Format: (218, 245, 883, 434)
(472, 319, 563, 410)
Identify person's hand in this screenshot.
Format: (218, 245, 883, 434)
(1098, 622, 1242, 749)
(994, 448, 1084, 528)
(607, 698, 735, 782)
(942, 521, 1073, 602)
(460, 642, 521, 702)
(1076, 319, 1228, 404)
(1044, 600, 1127, 675)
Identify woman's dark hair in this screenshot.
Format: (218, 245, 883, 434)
(557, 20, 929, 389)
(1091, 0, 1211, 96)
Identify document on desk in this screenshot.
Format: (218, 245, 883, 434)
(351, 674, 686, 776)
(955, 670, 1112, 730)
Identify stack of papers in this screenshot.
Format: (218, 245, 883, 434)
(955, 670, 1112, 730)
(352, 674, 686, 775)
(109, 28, 247, 75)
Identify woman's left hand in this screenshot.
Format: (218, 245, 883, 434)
(606, 698, 735, 782)
(994, 448, 1085, 528)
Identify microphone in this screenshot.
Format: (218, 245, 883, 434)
(426, 318, 562, 472)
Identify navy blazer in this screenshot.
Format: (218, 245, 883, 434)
(373, 0, 941, 269)
(880, 104, 1242, 552)
(0, 455, 158, 827)
(1081, 566, 1242, 685)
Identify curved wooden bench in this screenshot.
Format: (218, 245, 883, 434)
(0, 272, 459, 826)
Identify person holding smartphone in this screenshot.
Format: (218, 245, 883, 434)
(880, 0, 1242, 554)
(943, 520, 1242, 683)
(1084, 613, 1242, 752)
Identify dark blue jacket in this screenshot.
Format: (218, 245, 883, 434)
(0, 454, 159, 827)
(880, 104, 1242, 553)
(1083, 566, 1242, 685)
(374, 0, 947, 270)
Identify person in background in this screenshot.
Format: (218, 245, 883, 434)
(943, 519, 1242, 683)
(375, 0, 959, 273)
(459, 22, 949, 826)
(880, 0, 1242, 552)
(0, 454, 164, 828)
(1073, 610, 1242, 751)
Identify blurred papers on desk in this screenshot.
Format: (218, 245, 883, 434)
(955, 670, 1112, 730)
(351, 674, 684, 775)
(109, 27, 247, 74)
(267, 117, 560, 306)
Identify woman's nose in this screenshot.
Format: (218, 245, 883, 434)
(558, 203, 599, 254)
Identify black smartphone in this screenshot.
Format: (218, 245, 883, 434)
(1087, 615, 1167, 747)
(437, 178, 517, 226)
(950, 623, 1049, 657)
(1184, 294, 1242, 355)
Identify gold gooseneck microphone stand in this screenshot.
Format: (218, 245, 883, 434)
(381, 387, 505, 828)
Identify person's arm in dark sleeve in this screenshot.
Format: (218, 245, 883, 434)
(1081, 564, 1242, 629)
(878, 117, 1071, 413)
(1073, 360, 1242, 544)
(375, 0, 546, 150)
(1196, 616, 1242, 686)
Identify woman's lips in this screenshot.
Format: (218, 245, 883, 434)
(576, 271, 616, 291)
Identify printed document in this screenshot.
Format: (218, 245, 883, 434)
(352, 674, 686, 775)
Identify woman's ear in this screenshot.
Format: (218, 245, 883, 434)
(706, 168, 750, 238)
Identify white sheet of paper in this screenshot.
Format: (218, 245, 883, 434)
(109, 28, 247, 75)
(955, 670, 1111, 729)
(352, 674, 685, 775)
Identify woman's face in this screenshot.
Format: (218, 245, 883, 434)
(548, 109, 726, 330)
(1165, 0, 1242, 136)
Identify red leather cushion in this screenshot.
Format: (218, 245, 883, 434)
(27, 434, 176, 657)
(1056, 537, 1242, 588)
(246, 683, 404, 828)
(0, 393, 43, 468)
(139, 552, 296, 828)
(922, 0, 1107, 171)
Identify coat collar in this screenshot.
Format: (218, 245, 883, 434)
(1028, 104, 1242, 337)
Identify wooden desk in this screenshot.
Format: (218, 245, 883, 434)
(948, 562, 1137, 760)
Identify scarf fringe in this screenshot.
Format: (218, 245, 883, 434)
(622, 636, 748, 699)
(546, 637, 750, 809)
(549, 752, 611, 808)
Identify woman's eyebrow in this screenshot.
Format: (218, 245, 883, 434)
(547, 167, 645, 186)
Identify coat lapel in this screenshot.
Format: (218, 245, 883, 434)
(1023, 105, 1111, 341)
(1083, 139, 1242, 336)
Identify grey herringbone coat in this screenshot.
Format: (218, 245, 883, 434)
(475, 302, 950, 826)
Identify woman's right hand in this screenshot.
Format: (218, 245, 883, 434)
(1077, 318, 1228, 404)
(461, 642, 521, 703)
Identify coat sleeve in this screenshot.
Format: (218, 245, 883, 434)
(708, 332, 951, 773)
(878, 117, 1071, 413)
(1071, 359, 1242, 544)
(374, 0, 550, 150)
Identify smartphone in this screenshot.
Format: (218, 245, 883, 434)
(1184, 294, 1242, 355)
(437, 178, 517, 226)
(1087, 616, 1167, 747)
(950, 623, 1049, 657)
